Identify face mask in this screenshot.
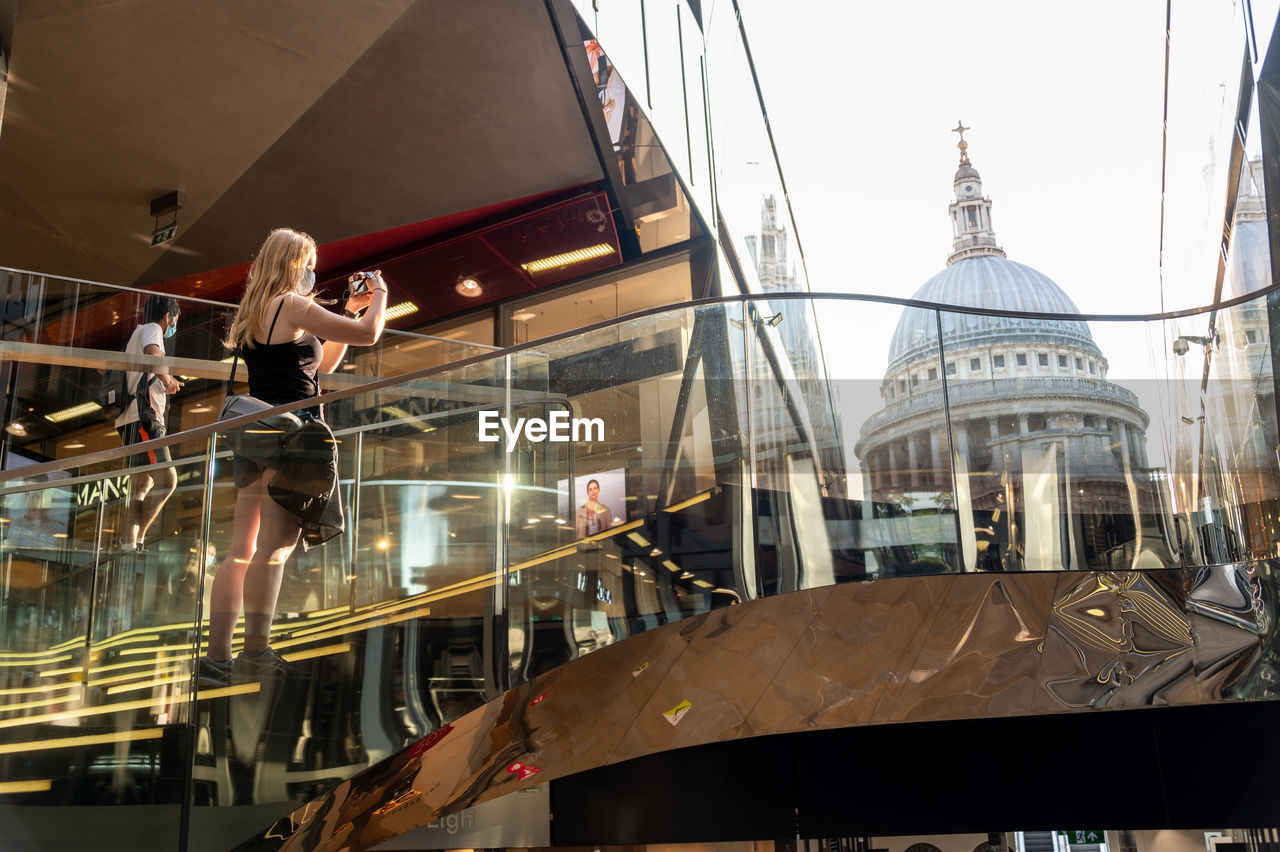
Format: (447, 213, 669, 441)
(298, 268, 316, 295)
(164, 321, 177, 339)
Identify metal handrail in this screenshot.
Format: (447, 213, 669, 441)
(0, 265, 500, 351)
(2, 284, 1276, 484)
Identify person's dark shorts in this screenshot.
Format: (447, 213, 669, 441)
(117, 418, 171, 469)
(228, 406, 319, 488)
(232, 453, 266, 488)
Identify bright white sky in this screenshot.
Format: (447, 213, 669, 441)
(738, 0, 1226, 314)
(576, 0, 1278, 469)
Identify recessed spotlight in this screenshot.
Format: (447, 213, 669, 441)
(455, 277, 483, 297)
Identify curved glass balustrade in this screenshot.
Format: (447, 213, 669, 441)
(0, 288, 1275, 848)
(0, 266, 498, 472)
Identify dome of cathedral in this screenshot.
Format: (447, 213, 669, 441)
(886, 254, 1100, 375)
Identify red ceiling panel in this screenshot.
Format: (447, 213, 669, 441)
(40, 185, 623, 348)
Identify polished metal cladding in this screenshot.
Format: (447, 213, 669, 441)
(240, 562, 1280, 851)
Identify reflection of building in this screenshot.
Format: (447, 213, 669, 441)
(1188, 156, 1280, 560)
(744, 195, 847, 496)
(854, 132, 1153, 572)
(745, 195, 820, 378)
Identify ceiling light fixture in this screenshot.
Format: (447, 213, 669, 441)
(520, 243, 614, 274)
(45, 402, 103, 424)
(4, 422, 27, 437)
(511, 309, 536, 322)
(455, 277, 483, 298)
(385, 301, 419, 321)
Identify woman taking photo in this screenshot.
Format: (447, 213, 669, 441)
(203, 227, 387, 683)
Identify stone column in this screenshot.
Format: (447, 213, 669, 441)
(929, 428, 943, 490)
(906, 434, 920, 489)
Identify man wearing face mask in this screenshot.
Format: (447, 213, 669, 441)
(115, 294, 184, 552)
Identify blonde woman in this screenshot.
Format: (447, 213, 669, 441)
(202, 227, 387, 684)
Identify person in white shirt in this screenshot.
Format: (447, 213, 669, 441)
(114, 294, 184, 552)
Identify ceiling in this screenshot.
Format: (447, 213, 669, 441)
(0, 0, 614, 323)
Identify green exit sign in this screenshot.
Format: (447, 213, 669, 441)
(150, 224, 178, 247)
(1059, 831, 1106, 845)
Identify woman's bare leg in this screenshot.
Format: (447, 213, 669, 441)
(207, 476, 265, 661)
(241, 469, 301, 655)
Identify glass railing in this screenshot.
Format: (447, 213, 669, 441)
(0, 266, 498, 471)
(0, 287, 1276, 848)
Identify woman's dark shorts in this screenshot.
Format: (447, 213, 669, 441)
(232, 454, 266, 488)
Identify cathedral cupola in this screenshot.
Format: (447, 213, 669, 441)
(947, 121, 1006, 265)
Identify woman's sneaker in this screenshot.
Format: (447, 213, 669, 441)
(196, 656, 232, 688)
(230, 647, 302, 683)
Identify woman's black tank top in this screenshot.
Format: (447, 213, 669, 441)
(241, 297, 323, 407)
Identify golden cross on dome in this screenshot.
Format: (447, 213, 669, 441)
(952, 120, 971, 165)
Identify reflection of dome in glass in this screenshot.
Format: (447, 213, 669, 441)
(886, 255, 1100, 374)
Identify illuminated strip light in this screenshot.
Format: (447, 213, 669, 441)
(48, 619, 197, 653)
(0, 727, 164, 757)
(0, 692, 86, 714)
(0, 779, 52, 794)
(0, 654, 72, 669)
(504, 519, 643, 574)
(44, 402, 103, 423)
(0, 646, 89, 661)
(662, 490, 712, 513)
(272, 642, 351, 662)
(107, 673, 189, 696)
(0, 695, 174, 730)
(195, 683, 260, 700)
(282, 585, 456, 638)
(384, 301, 419, 321)
(306, 605, 351, 620)
(519, 242, 614, 274)
(94, 666, 183, 690)
(274, 608, 435, 650)
(0, 683, 78, 698)
(284, 598, 446, 640)
(88, 658, 183, 677)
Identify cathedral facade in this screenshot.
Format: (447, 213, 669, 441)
(854, 133, 1157, 573)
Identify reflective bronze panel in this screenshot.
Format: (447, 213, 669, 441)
(233, 562, 1280, 851)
